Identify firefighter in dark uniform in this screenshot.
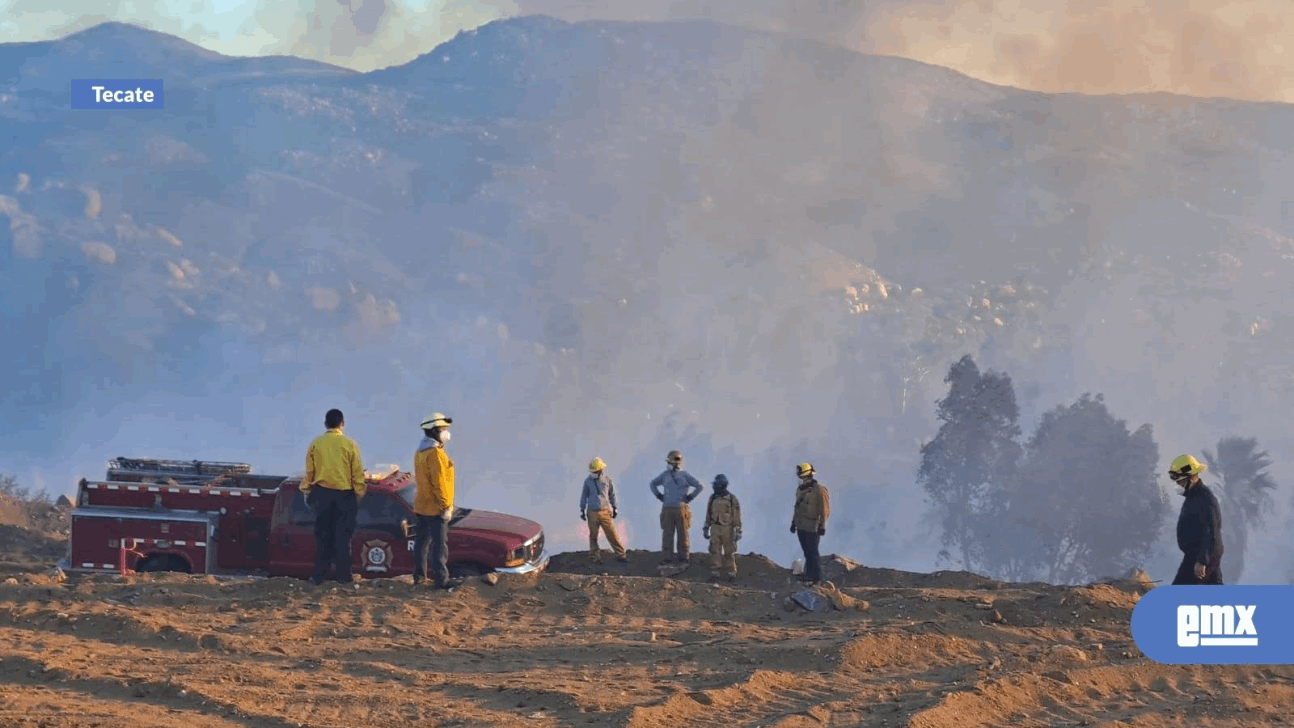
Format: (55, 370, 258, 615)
(1169, 454, 1224, 585)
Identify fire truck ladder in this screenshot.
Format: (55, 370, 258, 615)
(107, 457, 252, 485)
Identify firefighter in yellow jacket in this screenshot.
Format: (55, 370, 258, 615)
(703, 474, 742, 582)
(302, 408, 366, 585)
(413, 412, 456, 589)
(791, 463, 830, 584)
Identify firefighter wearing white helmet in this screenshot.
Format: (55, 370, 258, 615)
(413, 412, 456, 588)
(579, 457, 627, 565)
(649, 450, 703, 565)
(1169, 454, 1224, 585)
(791, 462, 830, 584)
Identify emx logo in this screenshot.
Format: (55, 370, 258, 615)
(1177, 604, 1257, 647)
(1132, 585, 1294, 664)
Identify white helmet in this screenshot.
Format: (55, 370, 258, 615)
(421, 412, 452, 429)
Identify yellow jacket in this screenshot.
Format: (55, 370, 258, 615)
(414, 438, 454, 516)
(303, 429, 366, 500)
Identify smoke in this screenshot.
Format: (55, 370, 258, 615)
(5, 0, 1287, 99)
(865, 0, 1294, 103)
(488, 0, 1294, 102)
(4, 3, 1294, 585)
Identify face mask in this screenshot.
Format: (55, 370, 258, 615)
(437, 430, 451, 444)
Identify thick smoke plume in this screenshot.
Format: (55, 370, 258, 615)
(491, 0, 1294, 103)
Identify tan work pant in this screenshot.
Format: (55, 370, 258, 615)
(708, 526, 737, 577)
(660, 504, 691, 561)
(587, 509, 626, 562)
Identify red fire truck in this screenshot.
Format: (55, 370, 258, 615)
(68, 457, 548, 579)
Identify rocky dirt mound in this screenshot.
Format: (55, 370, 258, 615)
(0, 494, 70, 571)
(549, 550, 1008, 593)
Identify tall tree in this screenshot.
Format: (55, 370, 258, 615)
(997, 394, 1167, 584)
(1202, 437, 1278, 584)
(918, 355, 1023, 573)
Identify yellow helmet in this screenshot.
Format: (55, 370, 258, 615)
(421, 412, 452, 429)
(589, 457, 607, 472)
(1169, 454, 1206, 478)
(796, 462, 815, 478)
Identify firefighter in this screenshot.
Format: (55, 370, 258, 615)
(580, 457, 628, 565)
(649, 450, 703, 564)
(1169, 454, 1224, 585)
(302, 408, 367, 585)
(413, 412, 457, 589)
(791, 463, 830, 584)
(703, 474, 742, 582)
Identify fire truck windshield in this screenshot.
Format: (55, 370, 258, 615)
(395, 483, 417, 510)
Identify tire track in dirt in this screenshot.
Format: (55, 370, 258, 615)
(0, 652, 303, 728)
(906, 664, 1294, 728)
(624, 670, 859, 728)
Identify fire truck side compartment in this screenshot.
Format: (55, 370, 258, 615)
(70, 507, 218, 573)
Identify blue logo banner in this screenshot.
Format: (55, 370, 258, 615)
(71, 79, 164, 109)
(1131, 585, 1294, 664)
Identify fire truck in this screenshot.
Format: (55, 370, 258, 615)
(68, 457, 548, 579)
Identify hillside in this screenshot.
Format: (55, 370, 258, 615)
(2, 15, 1294, 579)
(1, 551, 1291, 727)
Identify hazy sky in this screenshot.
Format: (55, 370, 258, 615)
(2, 0, 1289, 101)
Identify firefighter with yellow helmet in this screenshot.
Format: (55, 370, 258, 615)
(791, 462, 830, 584)
(580, 457, 627, 565)
(413, 412, 457, 589)
(1169, 454, 1224, 585)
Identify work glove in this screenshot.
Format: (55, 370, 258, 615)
(441, 507, 453, 520)
(684, 495, 695, 504)
(655, 493, 664, 502)
(612, 509, 618, 519)
(702, 527, 711, 540)
(789, 523, 796, 534)
(735, 528, 742, 542)
(817, 528, 826, 537)
(580, 510, 587, 521)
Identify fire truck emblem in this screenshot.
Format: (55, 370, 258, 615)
(363, 539, 392, 572)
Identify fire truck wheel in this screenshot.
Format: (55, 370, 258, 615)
(136, 555, 192, 573)
(449, 562, 486, 579)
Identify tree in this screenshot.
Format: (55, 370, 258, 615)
(0, 474, 30, 500)
(1202, 437, 1278, 584)
(997, 394, 1168, 584)
(918, 355, 1023, 574)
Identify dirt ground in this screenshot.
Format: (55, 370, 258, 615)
(1, 522, 1293, 727)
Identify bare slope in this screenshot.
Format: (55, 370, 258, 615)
(0, 549, 1290, 727)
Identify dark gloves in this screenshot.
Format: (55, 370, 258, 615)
(817, 528, 826, 537)
(735, 527, 742, 542)
(612, 509, 618, 519)
(789, 523, 797, 534)
(579, 510, 586, 521)
(684, 495, 695, 504)
(655, 493, 664, 502)
(702, 527, 711, 540)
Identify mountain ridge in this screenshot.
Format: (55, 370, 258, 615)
(1, 10, 1293, 583)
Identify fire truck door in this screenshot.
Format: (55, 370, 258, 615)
(354, 493, 409, 576)
(269, 489, 318, 577)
